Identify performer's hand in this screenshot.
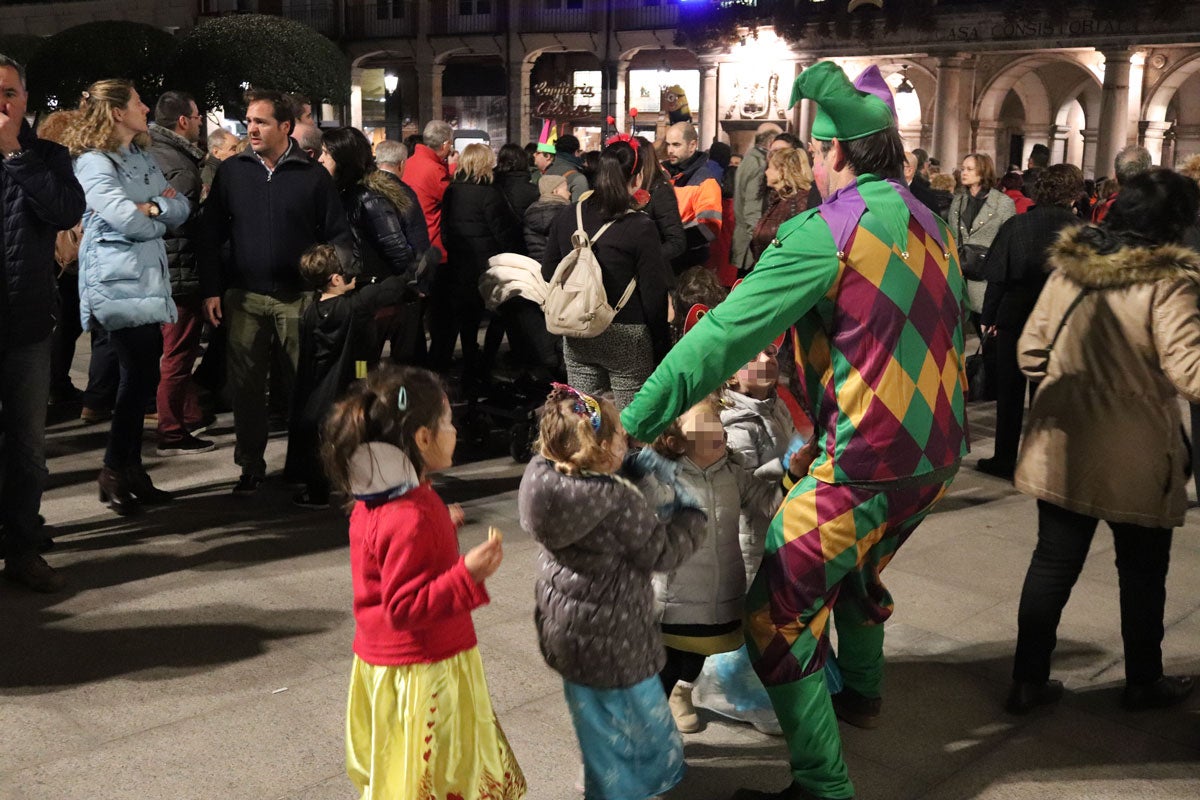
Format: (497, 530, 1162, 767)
(788, 439, 820, 479)
(448, 503, 465, 528)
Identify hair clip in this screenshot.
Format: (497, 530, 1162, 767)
(81, 90, 90, 99)
(551, 382, 602, 434)
(397, 386, 408, 413)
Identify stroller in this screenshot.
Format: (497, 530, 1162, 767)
(469, 255, 565, 462)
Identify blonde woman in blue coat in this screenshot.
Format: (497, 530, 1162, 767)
(65, 80, 190, 515)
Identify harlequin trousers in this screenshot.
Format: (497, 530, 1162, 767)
(746, 471, 956, 799)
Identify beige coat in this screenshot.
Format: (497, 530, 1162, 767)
(1014, 226, 1200, 528)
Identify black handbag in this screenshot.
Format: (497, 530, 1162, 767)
(959, 243, 989, 281)
(965, 334, 996, 402)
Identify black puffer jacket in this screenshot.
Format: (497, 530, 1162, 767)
(522, 196, 568, 262)
(148, 124, 204, 297)
(0, 121, 86, 345)
(343, 182, 416, 283)
(441, 177, 522, 282)
(518, 456, 706, 688)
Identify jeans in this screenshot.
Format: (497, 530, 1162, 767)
(157, 296, 205, 442)
(0, 334, 52, 561)
(104, 324, 162, 469)
(224, 288, 303, 478)
(1012, 500, 1173, 687)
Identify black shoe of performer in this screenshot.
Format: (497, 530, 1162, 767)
(831, 686, 882, 729)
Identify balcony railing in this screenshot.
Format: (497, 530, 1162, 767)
(347, 1, 418, 38)
(611, 0, 680, 30)
(429, 0, 505, 35)
(516, 2, 603, 33)
(281, 0, 338, 37)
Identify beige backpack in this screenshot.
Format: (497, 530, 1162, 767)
(543, 201, 634, 338)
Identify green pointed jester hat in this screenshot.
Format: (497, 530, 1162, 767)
(789, 61, 896, 141)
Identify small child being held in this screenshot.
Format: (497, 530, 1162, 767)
(518, 383, 706, 800)
(323, 365, 525, 800)
(286, 244, 408, 508)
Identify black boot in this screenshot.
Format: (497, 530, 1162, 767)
(123, 465, 172, 505)
(98, 466, 139, 516)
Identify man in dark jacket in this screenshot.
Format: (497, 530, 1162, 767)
(149, 90, 215, 457)
(905, 150, 941, 215)
(199, 89, 352, 493)
(0, 54, 85, 592)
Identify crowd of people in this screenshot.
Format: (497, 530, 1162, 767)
(3, 49, 1200, 800)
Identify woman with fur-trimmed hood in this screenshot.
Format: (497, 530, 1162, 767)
(1007, 168, 1200, 718)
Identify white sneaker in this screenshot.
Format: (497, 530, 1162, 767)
(669, 681, 702, 733)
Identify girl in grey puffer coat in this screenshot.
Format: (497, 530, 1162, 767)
(518, 385, 706, 800)
(520, 455, 706, 688)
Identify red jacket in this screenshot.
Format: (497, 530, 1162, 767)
(404, 143, 450, 261)
(1004, 188, 1034, 214)
(349, 483, 489, 665)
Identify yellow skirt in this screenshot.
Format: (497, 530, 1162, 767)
(346, 648, 526, 800)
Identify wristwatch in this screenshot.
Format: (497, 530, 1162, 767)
(147, 201, 162, 217)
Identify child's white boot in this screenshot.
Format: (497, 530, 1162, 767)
(669, 681, 702, 733)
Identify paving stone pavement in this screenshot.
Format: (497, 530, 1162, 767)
(2, 379, 1199, 799)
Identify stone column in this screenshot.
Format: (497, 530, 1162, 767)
(699, 59, 719, 147)
(350, 67, 364, 131)
(417, 62, 445, 125)
(1141, 120, 1171, 166)
(614, 55, 633, 133)
(972, 121, 1003, 164)
(1047, 124, 1071, 166)
(1127, 50, 1147, 147)
(795, 61, 814, 140)
(932, 55, 966, 167)
(506, 54, 532, 147)
(1094, 48, 1132, 183)
(1080, 127, 1099, 179)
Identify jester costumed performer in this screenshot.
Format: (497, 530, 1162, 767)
(620, 61, 969, 800)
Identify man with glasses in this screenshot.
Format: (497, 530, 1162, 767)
(149, 90, 216, 457)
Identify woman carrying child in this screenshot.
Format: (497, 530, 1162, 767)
(518, 384, 706, 800)
(323, 366, 526, 800)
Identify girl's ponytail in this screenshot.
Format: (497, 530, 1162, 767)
(321, 365, 447, 503)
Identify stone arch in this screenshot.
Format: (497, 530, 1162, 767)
(974, 53, 1101, 123)
(1054, 76, 1102, 128)
(1143, 51, 1200, 122)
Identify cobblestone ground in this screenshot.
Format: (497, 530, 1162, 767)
(2, 355, 1199, 799)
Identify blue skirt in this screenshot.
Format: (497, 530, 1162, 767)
(563, 675, 685, 800)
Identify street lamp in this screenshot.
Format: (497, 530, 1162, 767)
(383, 71, 400, 142)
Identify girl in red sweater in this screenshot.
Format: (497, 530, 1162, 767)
(323, 365, 526, 800)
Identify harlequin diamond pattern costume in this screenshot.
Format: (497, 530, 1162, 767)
(621, 61, 969, 799)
